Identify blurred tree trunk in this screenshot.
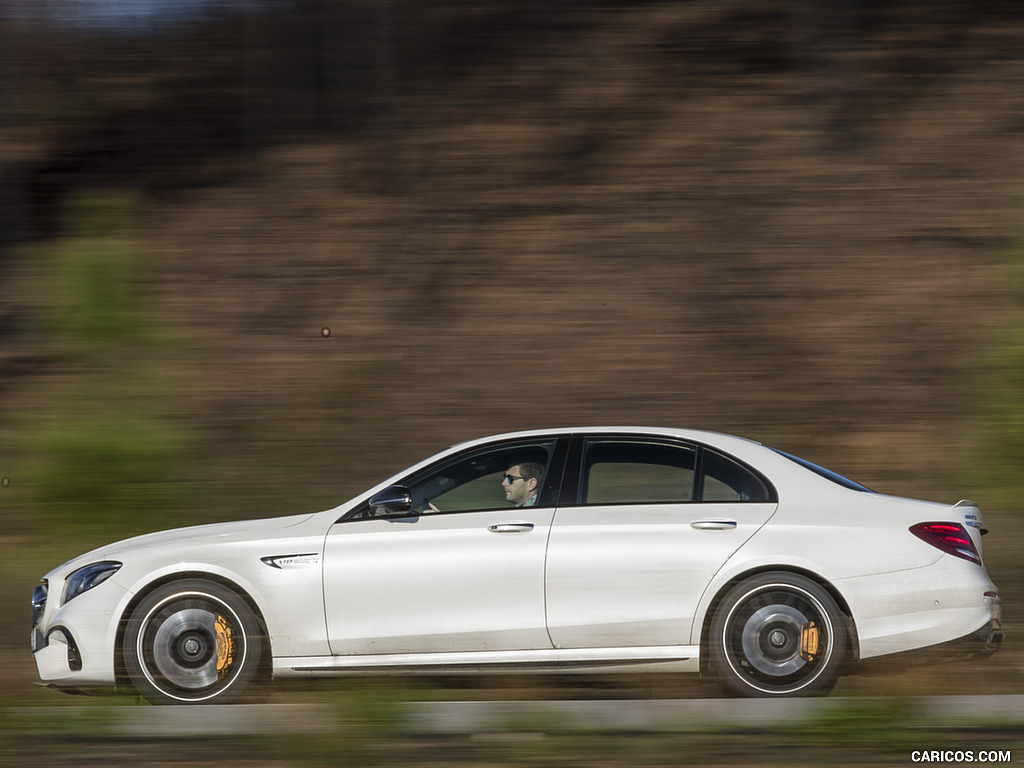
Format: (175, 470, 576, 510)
(791, 0, 866, 152)
(0, 2, 27, 249)
(374, 0, 397, 194)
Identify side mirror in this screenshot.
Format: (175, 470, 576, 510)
(368, 485, 414, 517)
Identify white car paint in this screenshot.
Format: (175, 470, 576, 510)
(544, 501, 776, 648)
(323, 508, 555, 654)
(31, 426, 1002, 702)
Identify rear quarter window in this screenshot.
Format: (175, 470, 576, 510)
(701, 450, 774, 502)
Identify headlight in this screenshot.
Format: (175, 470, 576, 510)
(63, 561, 122, 603)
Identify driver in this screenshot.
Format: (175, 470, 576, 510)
(425, 460, 545, 513)
(501, 462, 544, 507)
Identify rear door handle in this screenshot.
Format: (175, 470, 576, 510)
(488, 522, 535, 534)
(690, 519, 738, 531)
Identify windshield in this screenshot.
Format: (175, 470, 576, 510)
(770, 448, 874, 493)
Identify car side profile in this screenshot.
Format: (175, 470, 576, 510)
(31, 427, 1003, 704)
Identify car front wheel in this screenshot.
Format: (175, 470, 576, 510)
(123, 579, 267, 705)
(709, 572, 847, 697)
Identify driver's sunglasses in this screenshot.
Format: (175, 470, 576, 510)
(502, 473, 526, 485)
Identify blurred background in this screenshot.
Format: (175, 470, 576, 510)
(2, 0, 1024, 763)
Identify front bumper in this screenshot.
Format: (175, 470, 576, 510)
(31, 576, 127, 688)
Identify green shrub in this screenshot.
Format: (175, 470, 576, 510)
(11, 192, 194, 540)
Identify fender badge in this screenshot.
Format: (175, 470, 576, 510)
(261, 554, 320, 569)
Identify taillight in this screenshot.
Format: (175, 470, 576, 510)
(910, 522, 982, 565)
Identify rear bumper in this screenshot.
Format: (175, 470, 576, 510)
(859, 614, 1003, 671)
(934, 616, 1004, 661)
(937, 587, 1004, 661)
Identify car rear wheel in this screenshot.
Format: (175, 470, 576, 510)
(709, 572, 847, 697)
(123, 579, 267, 705)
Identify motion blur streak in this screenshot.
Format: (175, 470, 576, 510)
(2, 0, 1024, 762)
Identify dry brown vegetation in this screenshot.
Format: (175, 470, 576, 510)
(141, 2, 1024, 500)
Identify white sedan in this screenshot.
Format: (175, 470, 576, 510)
(31, 427, 1003, 704)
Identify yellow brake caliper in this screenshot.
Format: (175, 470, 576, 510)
(214, 615, 235, 678)
(800, 621, 820, 661)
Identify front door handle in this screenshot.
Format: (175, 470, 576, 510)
(690, 519, 738, 531)
(488, 522, 535, 534)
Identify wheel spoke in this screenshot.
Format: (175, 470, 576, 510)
(149, 605, 223, 690)
(739, 602, 812, 677)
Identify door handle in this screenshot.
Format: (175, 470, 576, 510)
(488, 522, 535, 534)
(690, 519, 738, 531)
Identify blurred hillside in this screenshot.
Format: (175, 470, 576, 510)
(3, 0, 1024, 710)
(2, 0, 1024, 528)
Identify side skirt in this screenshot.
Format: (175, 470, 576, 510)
(274, 645, 702, 678)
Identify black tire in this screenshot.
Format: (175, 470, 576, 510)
(123, 579, 267, 705)
(709, 572, 847, 697)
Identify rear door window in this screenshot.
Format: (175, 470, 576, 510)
(582, 440, 696, 505)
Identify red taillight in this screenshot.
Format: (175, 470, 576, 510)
(910, 522, 982, 565)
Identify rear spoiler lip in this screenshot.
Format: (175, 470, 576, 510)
(954, 499, 988, 535)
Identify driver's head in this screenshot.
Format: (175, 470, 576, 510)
(501, 462, 544, 506)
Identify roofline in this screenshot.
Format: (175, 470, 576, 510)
(445, 426, 765, 451)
